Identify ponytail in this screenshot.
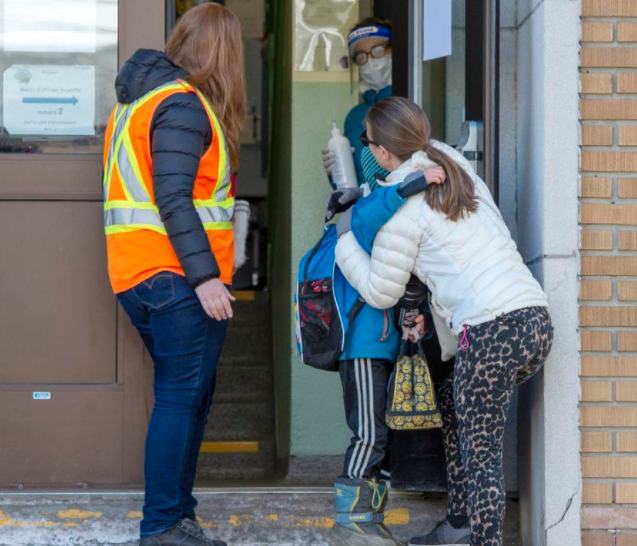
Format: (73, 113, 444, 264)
(366, 97, 478, 222)
(423, 144, 478, 222)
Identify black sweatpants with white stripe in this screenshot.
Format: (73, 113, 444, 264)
(339, 358, 392, 480)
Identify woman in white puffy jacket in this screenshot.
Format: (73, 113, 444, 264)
(335, 97, 554, 546)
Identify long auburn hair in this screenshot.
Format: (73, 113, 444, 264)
(166, 3, 246, 169)
(366, 97, 477, 221)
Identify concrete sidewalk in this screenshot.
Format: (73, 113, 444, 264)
(0, 488, 522, 546)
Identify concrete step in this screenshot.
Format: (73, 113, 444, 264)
(214, 366, 273, 403)
(204, 292, 276, 482)
(197, 442, 276, 482)
(230, 293, 270, 327)
(222, 325, 272, 357)
(205, 401, 274, 442)
(0, 489, 523, 546)
(217, 353, 271, 369)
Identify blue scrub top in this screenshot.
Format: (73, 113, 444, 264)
(343, 85, 393, 185)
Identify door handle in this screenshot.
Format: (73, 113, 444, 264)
(457, 120, 485, 180)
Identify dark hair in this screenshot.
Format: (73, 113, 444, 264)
(350, 16, 392, 34)
(366, 97, 478, 222)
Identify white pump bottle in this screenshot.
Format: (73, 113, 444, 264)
(328, 120, 358, 189)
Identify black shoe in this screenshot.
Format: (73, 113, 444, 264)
(182, 517, 205, 537)
(140, 519, 227, 546)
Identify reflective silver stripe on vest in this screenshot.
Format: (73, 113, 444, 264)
(104, 105, 133, 175)
(196, 205, 234, 225)
(104, 207, 163, 228)
(213, 148, 232, 204)
(116, 143, 151, 203)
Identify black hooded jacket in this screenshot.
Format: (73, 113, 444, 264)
(114, 49, 220, 287)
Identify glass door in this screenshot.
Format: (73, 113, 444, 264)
(386, 0, 502, 492)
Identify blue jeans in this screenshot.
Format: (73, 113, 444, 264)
(117, 272, 228, 538)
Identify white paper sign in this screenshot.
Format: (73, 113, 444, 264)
(423, 0, 453, 62)
(3, 0, 97, 53)
(3, 65, 96, 136)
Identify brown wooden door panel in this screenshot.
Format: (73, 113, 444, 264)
(0, 156, 103, 201)
(0, 201, 116, 384)
(0, 389, 124, 486)
(0, 0, 164, 486)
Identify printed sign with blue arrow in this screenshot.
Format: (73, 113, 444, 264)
(23, 96, 79, 106)
(5, 64, 95, 136)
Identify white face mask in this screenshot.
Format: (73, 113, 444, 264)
(359, 56, 392, 92)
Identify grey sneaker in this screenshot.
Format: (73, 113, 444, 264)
(408, 519, 470, 545)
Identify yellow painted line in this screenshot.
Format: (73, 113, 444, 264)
(57, 510, 102, 520)
(232, 290, 257, 301)
(197, 516, 219, 530)
(200, 441, 259, 453)
(0, 508, 410, 530)
(229, 515, 254, 527)
(385, 508, 410, 525)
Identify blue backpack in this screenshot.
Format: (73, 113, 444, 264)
(294, 224, 365, 372)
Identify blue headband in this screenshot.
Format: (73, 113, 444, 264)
(348, 25, 392, 55)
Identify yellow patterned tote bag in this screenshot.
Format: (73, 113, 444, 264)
(386, 340, 442, 431)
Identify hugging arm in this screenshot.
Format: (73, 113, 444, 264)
(335, 198, 422, 310)
(350, 171, 429, 253)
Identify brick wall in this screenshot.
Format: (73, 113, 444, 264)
(581, 1, 637, 545)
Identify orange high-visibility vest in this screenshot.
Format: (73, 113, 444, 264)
(102, 79, 234, 293)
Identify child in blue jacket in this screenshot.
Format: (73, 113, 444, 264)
(326, 147, 443, 546)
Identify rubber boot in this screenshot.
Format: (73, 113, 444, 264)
(330, 477, 401, 546)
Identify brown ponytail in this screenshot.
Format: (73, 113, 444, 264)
(366, 97, 478, 222)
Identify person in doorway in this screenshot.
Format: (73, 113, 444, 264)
(102, 4, 245, 546)
(322, 17, 393, 187)
(335, 97, 554, 546)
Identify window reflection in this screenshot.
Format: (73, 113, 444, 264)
(0, 0, 117, 154)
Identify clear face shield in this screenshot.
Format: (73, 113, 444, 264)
(340, 25, 392, 95)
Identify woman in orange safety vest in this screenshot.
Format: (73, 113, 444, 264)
(102, 4, 245, 545)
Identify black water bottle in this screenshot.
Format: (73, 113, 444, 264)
(397, 275, 428, 334)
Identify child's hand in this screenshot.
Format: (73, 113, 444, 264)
(402, 312, 426, 343)
(325, 187, 364, 222)
(424, 166, 446, 185)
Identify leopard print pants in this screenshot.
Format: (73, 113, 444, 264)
(438, 306, 554, 546)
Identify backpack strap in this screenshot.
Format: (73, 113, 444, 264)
(344, 297, 366, 345)
(304, 225, 333, 282)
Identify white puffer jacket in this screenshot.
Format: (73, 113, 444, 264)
(335, 140, 548, 349)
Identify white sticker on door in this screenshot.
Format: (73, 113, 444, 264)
(3, 65, 96, 136)
(423, 0, 453, 62)
(33, 392, 51, 400)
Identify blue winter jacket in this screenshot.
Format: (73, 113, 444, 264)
(337, 170, 407, 363)
(339, 190, 407, 362)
